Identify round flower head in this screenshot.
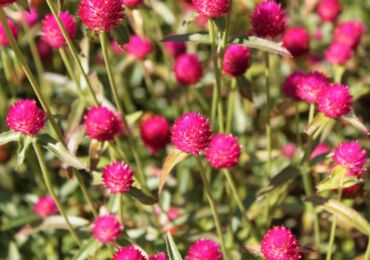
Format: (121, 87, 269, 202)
(261, 226, 301, 260)
(124, 35, 153, 60)
(325, 42, 353, 65)
(333, 141, 367, 176)
(296, 71, 329, 104)
(317, 84, 352, 118)
(281, 143, 297, 159)
(222, 44, 251, 77)
(317, 0, 341, 23)
(123, 0, 143, 8)
(171, 113, 212, 155)
(310, 143, 330, 160)
(282, 71, 305, 100)
(0, 18, 17, 47)
(33, 195, 58, 218)
(164, 41, 187, 58)
(186, 239, 222, 260)
(22, 7, 39, 27)
(78, 0, 124, 32)
(112, 246, 146, 260)
(149, 252, 167, 260)
(205, 134, 241, 169)
(36, 39, 52, 61)
(92, 215, 123, 243)
(6, 99, 46, 136)
(333, 21, 366, 49)
(0, 0, 16, 7)
(140, 115, 171, 153)
(174, 54, 203, 86)
(103, 161, 134, 194)
(282, 27, 310, 57)
(41, 12, 77, 49)
(251, 0, 286, 38)
(192, 0, 230, 19)
(84, 106, 123, 141)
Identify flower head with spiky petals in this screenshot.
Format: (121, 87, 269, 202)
(186, 239, 222, 260)
(140, 115, 171, 153)
(92, 215, 123, 243)
(174, 54, 203, 86)
(112, 246, 146, 260)
(282, 27, 310, 57)
(296, 71, 329, 104)
(33, 195, 58, 218)
(103, 161, 134, 194)
(205, 134, 241, 169)
(222, 44, 251, 77)
(317, 84, 352, 118)
(192, 0, 231, 19)
(124, 35, 153, 60)
(333, 141, 367, 176)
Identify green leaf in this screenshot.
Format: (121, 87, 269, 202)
(236, 76, 253, 101)
(0, 213, 40, 231)
(165, 232, 183, 260)
(181, 13, 199, 27)
(111, 26, 131, 46)
(0, 131, 20, 145)
(35, 215, 89, 232)
(126, 111, 143, 125)
(266, 166, 300, 192)
(304, 113, 331, 137)
(213, 17, 226, 32)
(161, 32, 209, 44)
(127, 187, 158, 205)
(16, 135, 32, 170)
(342, 111, 369, 135)
(72, 238, 101, 260)
(316, 165, 359, 192)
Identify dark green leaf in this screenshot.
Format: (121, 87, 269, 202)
(161, 32, 209, 44)
(127, 187, 158, 205)
(269, 166, 300, 190)
(236, 76, 253, 101)
(111, 26, 131, 46)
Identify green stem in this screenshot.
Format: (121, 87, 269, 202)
(226, 78, 236, 133)
(33, 141, 82, 246)
(59, 48, 84, 97)
(141, 61, 157, 100)
(1, 47, 12, 82)
(365, 238, 370, 260)
(294, 103, 302, 149)
(264, 53, 272, 178)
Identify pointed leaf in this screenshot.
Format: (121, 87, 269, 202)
(269, 166, 300, 189)
(16, 135, 32, 170)
(126, 111, 143, 125)
(181, 12, 198, 27)
(0, 131, 20, 145)
(342, 112, 369, 135)
(91, 171, 103, 185)
(72, 238, 101, 260)
(304, 113, 330, 136)
(127, 187, 158, 205)
(316, 165, 359, 192)
(35, 215, 89, 231)
(111, 26, 130, 46)
(236, 76, 253, 101)
(161, 32, 209, 44)
(165, 232, 183, 260)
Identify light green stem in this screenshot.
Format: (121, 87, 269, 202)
(365, 238, 370, 260)
(264, 53, 272, 178)
(226, 79, 236, 133)
(59, 48, 84, 97)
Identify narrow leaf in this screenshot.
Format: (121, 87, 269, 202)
(316, 165, 359, 192)
(304, 113, 330, 136)
(111, 26, 130, 46)
(161, 32, 209, 44)
(126, 111, 143, 125)
(127, 187, 158, 205)
(16, 135, 33, 170)
(165, 232, 183, 260)
(342, 112, 369, 135)
(267, 166, 300, 191)
(72, 238, 101, 260)
(0, 131, 20, 145)
(35, 215, 89, 231)
(236, 76, 253, 101)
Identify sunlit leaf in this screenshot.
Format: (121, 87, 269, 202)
(165, 232, 183, 260)
(316, 165, 359, 192)
(0, 131, 20, 145)
(16, 135, 32, 170)
(35, 215, 89, 232)
(126, 111, 144, 125)
(72, 238, 101, 260)
(342, 112, 369, 135)
(161, 32, 209, 44)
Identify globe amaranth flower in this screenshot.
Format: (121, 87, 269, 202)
(41, 12, 77, 48)
(281, 143, 297, 159)
(83, 106, 123, 141)
(164, 40, 187, 58)
(33, 195, 58, 218)
(296, 71, 329, 104)
(174, 54, 203, 85)
(316, 0, 341, 23)
(0, 0, 16, 7)
(186, 239, 222, 260)
(112, 246, 146, 260)
(282, 71, 305, 101)
(333, 141, 367, 176)
(325, 42, 353, 65)
(192, 0, 230, 19)
(222, 44, 251, 77)
(149, 252, 167, 260)
(140, 115, 171, 153)
(261, 226, 301, 260)
(205, 134, 241, 169)
(171, 113, 212, 155)
(36, 39, 52, 61)
(6, 99, 46, 136)
(21, 7, 39, 27)
(317, 84, 352, 118)
(333, 21, 366, 49)
(124, 35, 153, 60)
(103, 161, 134, 194)
(251, 0, 286, 38)
(282, 27, 310, 57)
(310, 143, 330, 160)
(0, 18, 18, 47)
(92, 215, 123, 243)
(123, 0, 143, 8)
(78, 0, 124, 32)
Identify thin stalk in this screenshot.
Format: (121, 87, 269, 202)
(365, 238, 370, 260)
(1, 47, 12, 81)
(141, 61, 157, 99)
(33, 141, 82, 246)
(264, 53, 272, 178)
(196, 157, 228, 259)
(226, 78, 236, 132)
(59, 48, 84, 97)
(294, 103, 302, 149)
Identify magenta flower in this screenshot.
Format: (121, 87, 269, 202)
(325, 42, 353, 65)
(251, 0, 286, 38)
(310, 143, 331, 160)
(124, 35, 153, 60)
(222, 44, 251, 77)
(317, 84, 352, 118)
(111, 41, 125, 55)
(123, 0, 143, 8)
(333, 21, 366, 49)
(6, 99, 46, 136)
(36, 40, 53, 62)
(78, 0, 124, 32)
(83, 106, 123, 141)
(174, 54, 203, 86)
(171, 113, 212, 155)
(164, 41, 187, 58)
(149, 252, 167, 260)
(0, 18, 18, 47)
(92, 215, 123, 243)
(296, 71, 329, 104)
(333, 141, 367, 176)
(41, 12, 77, 49)
(0, 0, 16, 7)
(140, 115, 171, 153)
(281, 143, 297, 159)
(261, 226, 301, 260)
(112, 246, 146, 260)
(282, 27, 310, 57)
(192, 0, 230, 19)
(22, 7, 39, 27)
(316, 0, 341, 23)
(282, 71, 305, 101)
(33, 195, 58, 218)
(186, 239, 222, 260)
(103, 161, 134, 194)
(205, 134, 241, 169)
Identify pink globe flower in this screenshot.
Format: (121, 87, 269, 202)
(123, 0, 143, 8)
(22, 7, 39, 27)
(83, 106, 123, 141)
(78, 0, 124, 32)
(281, 143, 297, 159)
(164, 41, 187, 58)
(324, 42, 353, 65)
(103, 161, 134, 194)
(261, 226, 301, 260)
(112, 246, 146, 260)
(149, 252, 167, 260)
(6, 99, 46, 136)
(251, 0, 286, 38)
(205, 134, 241, 169)
(296, 71, 329, 104)
(33, 195, 58, 218)
(316, 0, 341, 23)
(0, 0, 16, 7)
(317, 84, 352, 118)
(124, 35, 153, 60)
(36, 40, 53, 62)
(174, 54, 203, 86)
(282, 27, 310, 57)
(186, 239, 222, 260)
(192, 0, 230, 19)
(140, 115, 171, 153)
(171, 113, 212, 155)
(41, 12, 77, 49)
(92, 215, 123, 243)
(0, 18, 17, 47)
(310, 143, 330, 160)
(333, 21, 366, 49)
(222, 44, 251, 77)
(333, 141, 367, 176)
(112, 41, 125, 55)
(282, 71, 305, 101)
